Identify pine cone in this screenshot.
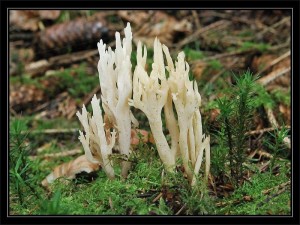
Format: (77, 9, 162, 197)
(34, 15, 110, 57)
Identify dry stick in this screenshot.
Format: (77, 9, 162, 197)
(29, 149, 82, 160)
(256, 17, 290, 37)
(262, 181, 291, 195)
(24, 49, 99, 77)
(256, 68, 291, 150)
(23, 128, 78, 135)
(257, 67, 291, 86)
(265, 107, 291, 149)
(175, 203, 187, 215)
(245, 126, 291, 136)
(255, 50, 290, 76)
(192, 10, 201, 30)
(257, 183, 290, 208)
(65, 85, 102, 120)
(192, 49, 255, 65)
(152, 192, 163, 203)
(255, 51, 291, 149)
(208, 58, 239, 84)
(175, 20, 230, 50)
(82, 86, 101, 107)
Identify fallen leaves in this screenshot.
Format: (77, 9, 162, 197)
(10, 10, 61, 31)
(41, 128, 154, 187)
(119, 10, 192, 47)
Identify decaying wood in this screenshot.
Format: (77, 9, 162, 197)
(23, 49, 99, 77)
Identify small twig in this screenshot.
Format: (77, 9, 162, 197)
(109, 197, 115, 211)
(255, 67, 292, 151)
(192, 10, 201, 30)
(264, 107, 291, 150)
(23, 128, 78, 135)
(258, 160, 271, 172)
(207, 58, 239, 84)
(175, 20, 230, 50)
(82, 86, 101, 107)
(262, 181, 291, 195)
(256, 50, 290, 76)
(175, 203, 186, 215)
(152, 192, 163, 203)
(245, 126, 291, 136)
(29, 149, 82, 160)
(193, 49, 255, 64)
(256, 17, 290, 38)
(257, 67, 290, 86)
(257, 182, 290, 207)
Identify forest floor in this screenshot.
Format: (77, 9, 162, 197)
(9, 9, 291, 215)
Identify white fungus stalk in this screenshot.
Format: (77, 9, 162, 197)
(76, 95, 115, 179)
(163, 47, 210, 186)
(129, 40, 176, 172)
(97, 23, 133, 178)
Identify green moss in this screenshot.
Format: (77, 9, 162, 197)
(239, 41, 270, 52)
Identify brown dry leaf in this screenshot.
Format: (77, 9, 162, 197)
(279, 104, 291, 125)
(57, 95, 77, 119)
(41, 154, 100, 187)
(10, 84, 46, 112)
(10, 10, 60, 31)
(192, 61, 207, 81)
(130, 129, 155, 145)
(208, 108, 221, 123)
(118, 11, 149, 25)
(38, 10, 61, 20)
(41, 128, 154, 187)
(252, 54, 276, 72)
(130, 11, 192, 47)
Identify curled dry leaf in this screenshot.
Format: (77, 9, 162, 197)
(41, 154, 100, 187)
(41, 128, 154, 187)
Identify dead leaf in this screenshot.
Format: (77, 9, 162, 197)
(279, 104, 290, 125)
(192, 61, 207, 81)
(130, 129, 155, 145)
(10, 10, 61, 31)
(127, 11, 192, 47)
(10, 84, 46, 112)
(41, 154, 100, 187)
(38, 10, 61, 20)
(118, 11, 149, 25)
